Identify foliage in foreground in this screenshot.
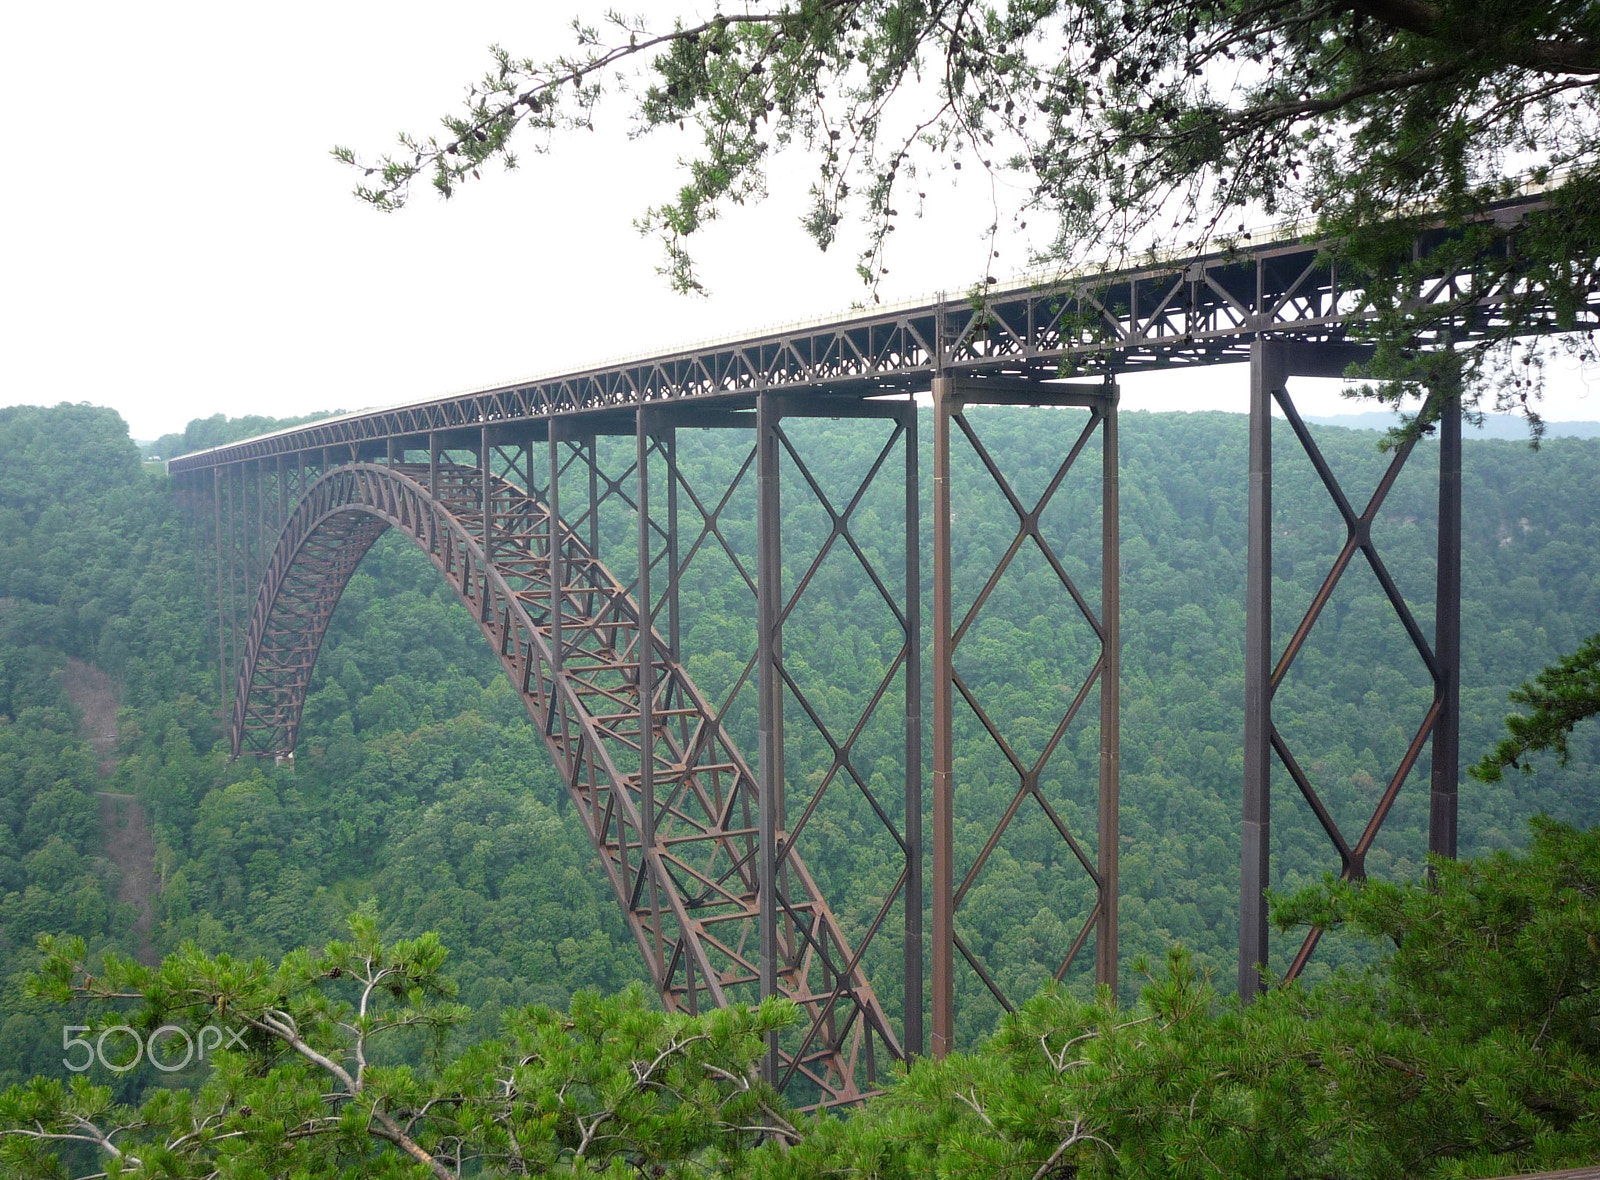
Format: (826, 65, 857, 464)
(771, 817, 1600, 1180)
(1, 905, 796, 1179)
(5, 821, 1600, 1179)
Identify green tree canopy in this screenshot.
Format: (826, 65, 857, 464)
(3, 908, 797, 1179)
(7, 821, 1600, 1177)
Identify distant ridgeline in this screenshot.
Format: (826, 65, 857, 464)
(0, 400, 1597, 1084)
(1307, 411, 1600, 440)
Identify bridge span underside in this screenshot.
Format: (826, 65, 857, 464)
(169, 198, 1596, 1106)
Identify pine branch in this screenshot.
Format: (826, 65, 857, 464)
(1473, 632, 1600, 781)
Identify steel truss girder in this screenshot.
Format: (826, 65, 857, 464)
(166, 196, 1582, 479)
(1239, 339, 1461, 996)
(930, 376, 1120, 1057)
(228, 459, 897, 1106)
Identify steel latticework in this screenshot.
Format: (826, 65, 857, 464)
(929, 376, 1120, 1054)
(169, 193, 1600, 1104)
(230, 454, 899, 1104)
(1238, 340, 1464, 997)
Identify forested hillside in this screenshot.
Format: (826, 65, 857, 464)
(0, 400, 1596, 1087)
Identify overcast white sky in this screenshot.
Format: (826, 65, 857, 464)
(3, 1, 1596, 441)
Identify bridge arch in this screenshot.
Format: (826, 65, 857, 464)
(231, 460, 898, 1105)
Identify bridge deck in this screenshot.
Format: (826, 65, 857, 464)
(166, 193, 1570, 475)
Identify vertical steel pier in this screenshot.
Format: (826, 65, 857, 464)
(1431, 393, 1462, 862)
(1239, 340, 1281, 1000)
(1238, 339, 1463, 996)
(929, 374, 1121, 1056)
(754, 391, 784, 1084)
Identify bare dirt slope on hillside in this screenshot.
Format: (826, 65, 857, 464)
(61, 658, 118, 776)
(61, 659, 160, 965)
(97, 793, 159, 964)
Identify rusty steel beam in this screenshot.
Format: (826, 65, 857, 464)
(755, 391, 783, 1085)
(636, 407, 660, 987)
(212, 469, 227, 708)
(930, 378, 955, 1057)
(1431, 393, 1462, 861)
(902, 403, 924, 1058)
(1097, 389, 1120, 991)
(1240, 339, 1280, 999)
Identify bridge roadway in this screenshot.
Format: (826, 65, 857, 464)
(164, 190, 1545, 470)
(167, 193, 1590, 1106)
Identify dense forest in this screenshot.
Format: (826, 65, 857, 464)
(0, 398, 1596, 1103)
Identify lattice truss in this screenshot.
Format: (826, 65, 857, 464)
(954, 412, 1106, 990)
(167, 195, 1592, 480)
(1262, 392, 1453, 982)
(929, 380, 1120, 1051)
(762, 410, 922, 1085)
(556, 405, 922, 1095)
(224, 450, 903, 1106)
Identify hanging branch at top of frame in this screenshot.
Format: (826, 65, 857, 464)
(336, 0, 1600, 423)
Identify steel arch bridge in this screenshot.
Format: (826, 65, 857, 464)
(169, 191, 1597, 1105)
(233, 458, 897, 1102)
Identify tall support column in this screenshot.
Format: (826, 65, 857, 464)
(1241, 339, 1284, 999)
(665, 426, 681, 663)
(548, 425, 564, 677)
(240, 467, 251, 625)
(587, 436, 601, 560)
(1430, 392, 1462, 860)
(480, 428, 493, 558)
(252, 461, 264, 600)
(903, 402, 925, 1056)
(258, 459, 267, 569)
(636, 409, 656, 853)
(226, 467, 239, 694)
(929, 376, 956, 1058)
(1096, 387, 1121, 993)
(755, 390, 783, 1085)
(481, 428, 495, 622)
(428, 434, 440, 503)
(212, 469, 227, 708)
(636, 408, 662, 994)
